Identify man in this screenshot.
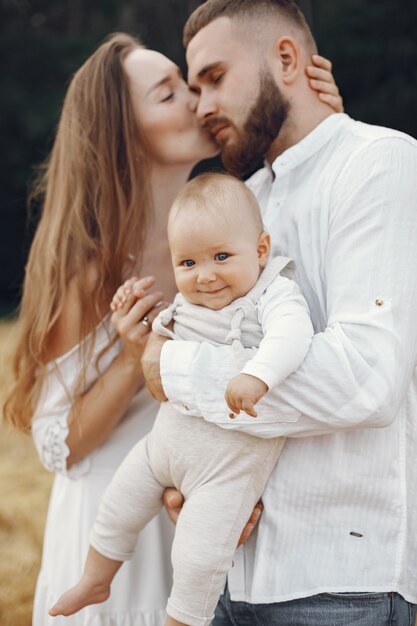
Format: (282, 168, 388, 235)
(143, 1, 417, 624)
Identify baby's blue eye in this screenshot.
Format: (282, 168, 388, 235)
(215, 252, 229, 261)
(182, 260, 195, 267)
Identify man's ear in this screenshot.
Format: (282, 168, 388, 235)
(257, 231, 271, 268)
(273, 36, 300, 85)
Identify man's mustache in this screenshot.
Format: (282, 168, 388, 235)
(201, 117, 232, 133)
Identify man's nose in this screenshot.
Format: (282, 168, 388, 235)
(196, 91, 217, 123)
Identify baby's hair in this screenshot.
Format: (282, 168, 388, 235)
(168, 172, 264, 236)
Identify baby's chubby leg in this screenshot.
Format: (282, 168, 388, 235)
(49, 547, 121, 616)
(166, 476, 263, 626)
(89, 434, 166, 562)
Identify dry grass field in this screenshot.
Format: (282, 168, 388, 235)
(0, 322, 53, 626)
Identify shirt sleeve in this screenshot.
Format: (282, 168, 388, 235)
(240, 275, 313, 389)
(160, 137, 417, 438)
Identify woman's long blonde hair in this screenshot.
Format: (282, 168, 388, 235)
(4, 33, 152, 433)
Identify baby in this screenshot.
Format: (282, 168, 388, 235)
(50, 173, 313, 626)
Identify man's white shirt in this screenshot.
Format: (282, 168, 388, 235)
(160, 113, 417, 603)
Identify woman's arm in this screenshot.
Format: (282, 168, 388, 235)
(36, 275, 163, 471)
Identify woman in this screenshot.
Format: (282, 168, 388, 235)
(4, 33, 342, 626)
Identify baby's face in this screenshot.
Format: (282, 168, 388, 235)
(169, 209, 267, 310)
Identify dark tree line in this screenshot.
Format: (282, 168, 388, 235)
(1, 0, 416, 312)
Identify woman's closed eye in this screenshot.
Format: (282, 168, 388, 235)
(161, 92, 174, 103)
(215, 252, 229, 261)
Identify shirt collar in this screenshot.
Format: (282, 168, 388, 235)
(269, 113, 350, 175)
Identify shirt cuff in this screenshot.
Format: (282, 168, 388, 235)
(241, 362, 275, 390)
(160, 339, 202, 416)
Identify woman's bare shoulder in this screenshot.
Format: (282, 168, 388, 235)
(44, 263, 108, 361)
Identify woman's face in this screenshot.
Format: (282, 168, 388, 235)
(124, 48, 219, 167)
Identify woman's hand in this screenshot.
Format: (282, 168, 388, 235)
(162, 488, 263, 547)
(110, 276, 164, 367)
(306, 54, 343, 113)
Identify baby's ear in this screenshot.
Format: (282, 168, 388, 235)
(257, 231, 271, 268)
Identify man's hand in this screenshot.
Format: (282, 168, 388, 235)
(163, 488, 263, 546)
(162, 488, 184, 524)
(225, 373, 268, 417)
(141, 331, 169, 402)
(237, 501, 263, 546)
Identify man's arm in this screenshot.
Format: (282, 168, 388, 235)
(155, 137, 417, 438)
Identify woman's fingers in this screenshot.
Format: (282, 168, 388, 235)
(311, 53, 332, 72)
(117, 291, 163, 330)
(125, 304, 164, 343)
(306, 54, 344, 114)
(305, 66, 336, 85)
(111, 291, 162, 336)
(318, 92, 344, 113)
(131, 276, 156, 296)
(318, 91, 344, 113)
(308, 78, 339, 96)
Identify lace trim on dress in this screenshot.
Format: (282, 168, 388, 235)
(41, 414, 71, 474)
(38, 407, 91, 479)
(33, 316, 119, 478)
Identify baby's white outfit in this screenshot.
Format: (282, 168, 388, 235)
(90, 256, 313, 626)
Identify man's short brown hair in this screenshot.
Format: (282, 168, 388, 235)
(183, 0, 315, 51)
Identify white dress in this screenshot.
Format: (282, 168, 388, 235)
(31, 316, 173, 626)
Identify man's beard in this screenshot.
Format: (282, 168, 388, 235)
(221, 70, 289, 178)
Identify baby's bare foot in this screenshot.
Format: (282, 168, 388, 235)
(49, 577, 110, 617)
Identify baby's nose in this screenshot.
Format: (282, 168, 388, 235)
(197, 268, 216, 283)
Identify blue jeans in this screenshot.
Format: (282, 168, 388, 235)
(213, 585, 417, 625)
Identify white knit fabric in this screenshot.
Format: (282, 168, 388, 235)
(89, 258, 313, 626)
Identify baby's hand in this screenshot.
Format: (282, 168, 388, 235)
(111, 276, 143, 311)
(225, 374, 268, 418)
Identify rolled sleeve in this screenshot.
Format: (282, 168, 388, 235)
(160, 337, 301, 436)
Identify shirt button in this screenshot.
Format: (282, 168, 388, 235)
(229, 412, 236, 419)
(375, 299, 384, 307)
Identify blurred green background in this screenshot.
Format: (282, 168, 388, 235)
(1, 0, 416, 313)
